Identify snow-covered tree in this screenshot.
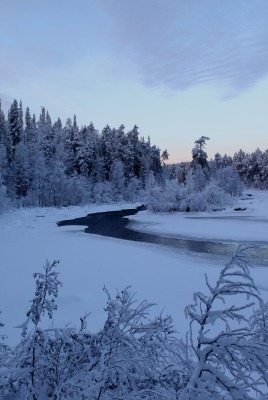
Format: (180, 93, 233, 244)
(8, 99, 23, 152)
(214, 165, 244, 196)
(21, 259, 61, 334)
(0, 100, 7, 145)
(232, 148, 268, 188)
(109, 160, 126, 200)
(191, 136, 210, 171)
(260, 149, 268, 188)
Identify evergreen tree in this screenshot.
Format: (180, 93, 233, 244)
(0, 99, 6, 144)
(101, 124, 115, 179)
(25, 106, 31, 132)
(127, 124, 140, 177)
(109, 160, 126, 199)
(191, 136, 210, 171)
(8, 99, 23, 151)
(214, 152, 223, 169)
(161, 148, 169, 165)
(260, 149, 268, 188)
(24, 106, 38, 144)
(233, 149, 251, 185)
(41, 110, 55, 160)
(64, 116, 82, 175)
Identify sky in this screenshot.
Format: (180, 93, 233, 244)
(1, 0, 268, 163)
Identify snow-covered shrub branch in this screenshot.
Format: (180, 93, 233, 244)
(0, 262, 187, 399)
(182, 245, 268, 400)
(1, 248, 268, 399)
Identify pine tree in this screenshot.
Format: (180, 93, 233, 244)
(101, 124, 115, 179)
(0, 104, 13, 166)
(64, 116, 82, 174)
(191, 136, 210, 171)
(127, 125, 140, 177)
(0, 99, 6, 144)
(8, 99, 23, 151)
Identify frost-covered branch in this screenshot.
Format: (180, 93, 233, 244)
(182, 246, 268, 400)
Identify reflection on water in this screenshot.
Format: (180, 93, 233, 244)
(57, 207, 268, 266)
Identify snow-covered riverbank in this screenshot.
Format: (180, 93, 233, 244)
(0, 191, 267, 346)
(127, 189, 268, 242)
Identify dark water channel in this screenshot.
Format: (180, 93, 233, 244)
(57, 207, 268, 266)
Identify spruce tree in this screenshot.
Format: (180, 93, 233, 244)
(8, 99, 22, 150)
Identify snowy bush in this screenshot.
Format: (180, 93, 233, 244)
(91, 181, 114, 204)
(0, 261, 188, 399)
(1, 249, 268, 399)
(125, 177, 143, 201)
(182, 246, 268, 400)
(181, 180, 233, 212)
(146, 138, 244, 214)
(146, 179, 233, 213)
(146, 180, 184, 212)
(184, 165, 209, 193)
(214, 165, 244, 196)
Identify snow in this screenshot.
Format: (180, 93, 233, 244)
(127, 189, 268, 242)
(0, 191, 268, 347)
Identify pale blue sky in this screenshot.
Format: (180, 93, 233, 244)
(1, 0, 268, 162)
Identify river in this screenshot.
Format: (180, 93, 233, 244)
(57, 206, 268, 266)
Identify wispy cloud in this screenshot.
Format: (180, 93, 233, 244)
(2, 0, 268, 100)
(100, 0, 268, 92)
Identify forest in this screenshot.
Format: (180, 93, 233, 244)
(1, 100, 268, 399)
(0, 99, 268, 213)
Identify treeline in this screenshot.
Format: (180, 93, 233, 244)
(0, 99, 167, 208)
(233, 148, 268, 188)
(149, 139, 268, 213)
(0, 98, 267, 212)
(147, 137, 244, 212)
(168, 147, 268, 190)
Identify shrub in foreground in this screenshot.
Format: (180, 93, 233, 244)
(0, 247, 268, 399)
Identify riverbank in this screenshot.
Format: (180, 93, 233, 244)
(127, 189, 268, 242)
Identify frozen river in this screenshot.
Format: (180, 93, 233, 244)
(57, 207, 268, 267)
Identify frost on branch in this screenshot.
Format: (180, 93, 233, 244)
(93, 286, 188, 399)
(18, 260, 62, 338)
(2, 251, 268, 399)
(250, 299, 268, 344)
(27, 259, 61, 326)
(1, 283, 188, 399)
(182, 245, 268, 400)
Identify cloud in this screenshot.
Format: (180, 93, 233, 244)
(100, 0, 268, 92)
(2, 0, 268, 98)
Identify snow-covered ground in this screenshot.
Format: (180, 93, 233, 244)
(127, 189, 268, 242)
(1, 190, 268, 347)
